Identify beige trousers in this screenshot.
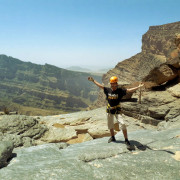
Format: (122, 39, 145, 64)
(106, 113, 126, 131)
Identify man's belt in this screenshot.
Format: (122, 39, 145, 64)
(106, 104, 121, 114)
(107, 104, 121, 110)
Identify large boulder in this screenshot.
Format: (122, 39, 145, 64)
(121, 89, 180, 126)
(167, 83, 180, 97)
(143, 33, 180, 87)
(0, 141, 14, 168)
(143, 64, 178, 86)
(38, 109, 110, 144)
(88, 124, 110, 139)
(0, 115, 47, 147)
(40, 127, 77, 143)
(67, 133, 93, 144)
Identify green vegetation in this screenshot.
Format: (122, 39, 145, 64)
(0, 55, 102, 115)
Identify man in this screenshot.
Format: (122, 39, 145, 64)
(88, 76, 144, 147)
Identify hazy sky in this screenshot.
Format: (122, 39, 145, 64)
(0, 0, 179, 69)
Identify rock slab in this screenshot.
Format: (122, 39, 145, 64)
(0, 115, 47, 147)
(0, 125, 179, 180)
(0, 141, 14, 168)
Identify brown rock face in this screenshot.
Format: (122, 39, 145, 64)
(143, 64, 178, 86)
(102, 53, 166, 85)
(103, 21, 180, 86)
(143, 32, 180, 87)
(142, 22, 180, 56)
(167, 33, 180, 68)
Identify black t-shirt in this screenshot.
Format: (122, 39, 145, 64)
(104, 87, 127, 107)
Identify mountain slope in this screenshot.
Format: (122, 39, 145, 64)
(0, 55, 102, 115)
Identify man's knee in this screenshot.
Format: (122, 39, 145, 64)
(114, 123, 120, 131)
(121, 124, 126, 130)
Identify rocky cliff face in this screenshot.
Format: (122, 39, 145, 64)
(103, 21, 180, 85)
(142, 22, 180, 56)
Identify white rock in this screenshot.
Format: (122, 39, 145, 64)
(88, 124, 110, 138)
(167, 83, 180, 97)
(40, 127, 77, 143)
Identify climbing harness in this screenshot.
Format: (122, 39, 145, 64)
(106, 103, 122, 114)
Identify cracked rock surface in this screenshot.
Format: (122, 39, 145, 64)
(0, 120, 179, 180)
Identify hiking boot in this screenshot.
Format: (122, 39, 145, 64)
(125, 139, 131, 146)
(108, 136, 116, 143)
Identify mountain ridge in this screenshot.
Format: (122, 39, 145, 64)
(0, 54, 102, 115)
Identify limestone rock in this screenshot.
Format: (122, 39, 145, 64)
(121, 90, 180, 125)
(142, 22, 180, 56)
(40, 127, 77, 143)
(0, 115, 48, 147)
(143, 32, 180, 87)
(165, 101, 180, 121)
(2, 134, 23, 147)
(167, 33, 180, 68)
(0, 125, 179, 179)
(102, 53, 166, 86)
(88, 125, 110, 139)
(148, 105, 170, 120)
(167, 83, 180, 97)
(143, 64, 178, 86)
(67, 133, 93, 144)
(39, 108, 112, 143)
(0, 141, 14, 168)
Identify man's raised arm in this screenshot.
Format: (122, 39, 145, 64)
(88, 77, 104, 89)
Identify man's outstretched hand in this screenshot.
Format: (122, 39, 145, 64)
(88, 77, 94, 82)
(138, 83, 144, 88)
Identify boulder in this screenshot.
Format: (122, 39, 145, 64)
(167, 83, 180, 97)
(39, 109, 112, 143)
(121, 90, 180, 126)
(67, 133, 93, 144)
(40, 127, 77, 143)
(0, 141, 14, 168)
(88, 125, 110, 139)
(2, 134, 23, 147)
(165, 101, 180, 121)
(143, 64, 178, 86)
(0, 115, 47, 147)
(147, 105, 170, 120)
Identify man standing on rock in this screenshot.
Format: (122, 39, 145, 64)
(88, 76, 144, 147)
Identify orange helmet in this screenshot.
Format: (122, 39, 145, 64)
(110, 76, 118, 83)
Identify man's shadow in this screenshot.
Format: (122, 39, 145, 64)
(115, 140, 144, 151)
(115, 140, 175, 154)
(127, 140, 147, 151)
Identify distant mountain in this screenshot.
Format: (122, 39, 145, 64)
(98, 68, 113, 73)
(67, 66, 91, 72)
(0, 55, 102, 115)
(67, 66, 112, 74)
